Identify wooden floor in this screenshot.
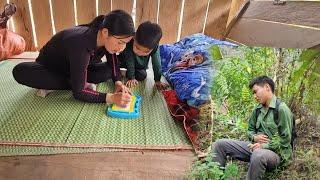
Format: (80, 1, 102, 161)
(0, 151, 195, 180)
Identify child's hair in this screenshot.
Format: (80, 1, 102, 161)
(85, 9, 135, 37)
(249, 76, 275, 93)
(135, 21, 162, 49)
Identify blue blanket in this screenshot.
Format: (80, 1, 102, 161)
(160, 33, 236, 107)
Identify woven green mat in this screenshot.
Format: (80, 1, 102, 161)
(0, 60, 191, 156)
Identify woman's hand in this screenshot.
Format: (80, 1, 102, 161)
(155, 81, 169, 90)
(126, 79, 138, 88)
(106, 92, 131, 107)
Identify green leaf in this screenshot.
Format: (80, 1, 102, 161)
(211, 45, 223, 60)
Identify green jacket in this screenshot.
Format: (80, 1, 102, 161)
(119, 40, 162, 82)
(247, 95, 293, 163)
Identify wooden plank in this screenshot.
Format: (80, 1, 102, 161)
(98, 0, 111, 15)
(227, 18, 320, 49)
(77, 0, 96, 25)
(51, 0, 75, 33)
(135, 0, 158, 26)
(158, 0, 182, 44)
(180, 0, 207, 39)
(227, 0, 248, 27)
(31, 0, 52, 50)
(0, 151, 194, 180)
(0, 0, 5, 6)
(0, 0, 6, 14)
(225, 0, 250, 38)
(242, 1, 320, 29)
(204, 0, 233, 40)
(10, 0, 35, 51)
(112, 0, 133, 14)
(0, 0, 6, 10)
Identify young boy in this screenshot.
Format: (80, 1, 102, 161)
(119, 21, 169, 90)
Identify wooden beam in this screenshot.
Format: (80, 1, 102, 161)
(180, 0, 207, 40)
(227, 0, 248, 27)
(225, 0, 250, 38)
(112, 0, 133, 14)
(51, 0, 75, 33)
(98, 0, 111, 15)
(0, 151, 195, 179)
(135, 0, 158, 26)
(158, 0, 182, 44)
(10, 0, 35, 51)
(204, 0, 233, 40)
(77, 0, 96, 25)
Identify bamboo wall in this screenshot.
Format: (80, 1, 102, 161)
(2, 0, 319, 50)
(3, 0, 241, 51)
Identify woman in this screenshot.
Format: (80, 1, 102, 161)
(13, 10, 134, 107)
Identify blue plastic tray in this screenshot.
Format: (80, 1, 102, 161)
(106, 95, 141, 119)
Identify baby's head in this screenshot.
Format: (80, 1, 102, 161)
(181, 51, 205, 67)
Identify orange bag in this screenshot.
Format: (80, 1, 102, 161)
(0, 2, 25, 60)
(0, 28, 25, 60)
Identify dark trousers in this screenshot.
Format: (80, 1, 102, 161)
(12, 61, 112, 90)
(129, 69, 147, 81)
(212, 139, 280, 180)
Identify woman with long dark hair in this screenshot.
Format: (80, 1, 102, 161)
(13, 10, 135, 107)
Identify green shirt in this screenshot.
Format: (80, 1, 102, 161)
(119, 40, 162, 82)
(247, 95, 293, 163)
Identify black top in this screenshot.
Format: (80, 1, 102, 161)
(36, 26, 121, 103)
